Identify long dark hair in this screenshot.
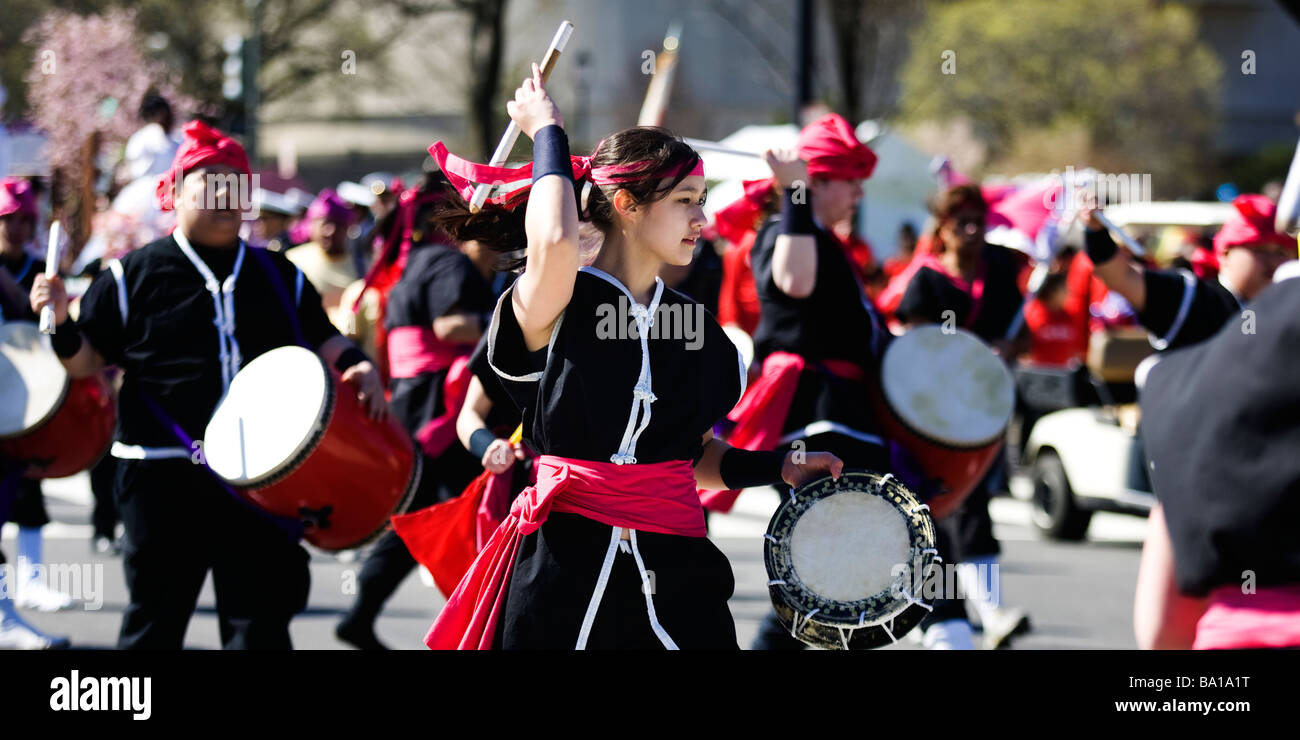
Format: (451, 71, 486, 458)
(427, 126, 701, 270)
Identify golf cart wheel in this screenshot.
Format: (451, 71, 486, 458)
(1030, 450, 1092, 541)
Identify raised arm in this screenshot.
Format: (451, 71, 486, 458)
(1078, 197, 1147, 313)
(509, 62, 579, 352)
(766, 148, 817, 299)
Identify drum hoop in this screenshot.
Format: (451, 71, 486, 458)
(232, 352, 336, 490)
(879, 327, 1014, 449)
(0, 322, 72, 440)
(764, 470, 938, 628)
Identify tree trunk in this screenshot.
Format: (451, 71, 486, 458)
(468, 0, 508, 159)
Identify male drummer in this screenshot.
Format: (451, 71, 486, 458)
(30, 121, 385, 650)
(2, 176, 79, 613)
(714, 114, 899, 650)
(1081, 192, 1294, 349)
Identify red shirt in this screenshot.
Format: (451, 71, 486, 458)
(1024, 299, 1083, 366)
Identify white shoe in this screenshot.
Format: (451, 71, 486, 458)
(981, 606, 1030, 650)
(15, 579, 75, 612)
(922, 619, 975, 650)
(0, 613, 71, 650)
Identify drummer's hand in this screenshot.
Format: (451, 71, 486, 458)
(482, 438, 524, 475)
(781, 450, 844, 489)
(508, 62, 563, 139)
(764, 147, 808, 190)
(30, 273, 69, 324)
(1077, 191, 1105, 231)
(341, 361, 388, 421)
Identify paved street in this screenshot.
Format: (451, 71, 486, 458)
(3, 472, 1147, 650)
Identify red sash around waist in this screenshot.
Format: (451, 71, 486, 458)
(387, 325, 466, 378)
(424, 455, 706, 650)
(698, 351, 865, 514)
(1193, 584, 1300, 650)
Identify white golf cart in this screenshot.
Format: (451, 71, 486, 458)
(1017, 202, 1231, 540)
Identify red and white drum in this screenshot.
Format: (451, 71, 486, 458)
(0, 321, 114, 478)
(203, 345, 421, 551)
(872, 325, 1015, 519)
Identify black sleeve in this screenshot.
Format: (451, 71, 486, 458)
(895, 268, 944, 325)
(74, 266, 126, 365)
(426, 253, 494, 320)
(1137, 269, 1236, 350)
(749, 218, 784, 299)
(468, 333, 514, 410)
(484, 286, 549, 409)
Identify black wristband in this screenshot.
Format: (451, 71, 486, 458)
(531, 125, 572, 184)
(51, 318, 84, 359)
(779, 187, 816, 236)
(1084, 226, 1119, 265)
(333, 347, 369, 373)
(468, 428, 496, 460)
(719, 448, 788, 490)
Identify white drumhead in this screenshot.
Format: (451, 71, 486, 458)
(0, 322, 69, 438)
(789, 491, 911, 603)
(203, 346, 330, 485)
(882, 325, 1014, 447)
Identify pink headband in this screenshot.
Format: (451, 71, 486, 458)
(428, 141, 704, 210)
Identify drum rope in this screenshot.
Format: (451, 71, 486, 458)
(575, 527, 622, 649)
(789, 608, 820, 639)
(628, 529, 679, 650)
(898, 587, 933, 613)
(879, 618, 898, 644)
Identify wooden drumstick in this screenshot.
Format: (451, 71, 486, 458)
(469, 20, 576, 214)
(681, 138, 765, 159)
(40, 221, 60, 334)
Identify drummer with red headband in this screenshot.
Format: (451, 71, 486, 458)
(1081, 192, 1294, 350)
(702, 114, 898, 650)
(413, 64, 841, 650)
(893, 183, 1032, 651)
(29, 121, 385, 650)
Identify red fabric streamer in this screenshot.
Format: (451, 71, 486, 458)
(424, 456, 705, 649)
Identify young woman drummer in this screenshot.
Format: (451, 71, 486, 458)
(422, 65, 843, 649)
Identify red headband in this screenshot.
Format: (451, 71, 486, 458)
(1213, 194, 1290, 256)
(156, 121, 252, 212)
(428, 141, 705, 211)
(796, 113, 877, 181)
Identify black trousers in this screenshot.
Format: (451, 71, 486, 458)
(115, 459, 310, 650)
(9, 478, 50, 528)
(89, 454, 120, 539)
(342, 448, 480, 629)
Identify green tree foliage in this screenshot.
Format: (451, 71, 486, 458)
(897, 0, 1222, 196)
